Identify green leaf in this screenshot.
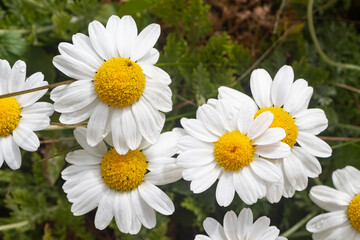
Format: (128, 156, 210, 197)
(0, 31, 28, 63)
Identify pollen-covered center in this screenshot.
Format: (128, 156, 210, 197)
(0, 97, 21, 137)
(94, 57, 145, 107)
(348, 193, 360, 232)
(214, 130, 255, 171)
(255, 106, 298, 148)
(100, 148, 148, 191)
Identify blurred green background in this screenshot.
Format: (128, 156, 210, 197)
(0, 0, 359, 239)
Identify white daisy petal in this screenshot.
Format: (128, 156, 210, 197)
(332, 166, 360, 196)
(309, 185, 352, 211)
(121, 106, 142, 150)
(236, 101, 257, 134)
(131, 23, 160, 62)
(216, 171, 235, 207)
(182, 162, 217, 181)
(296, 132, 332, 158)
(140, 64, 171, 85)
(291, 146, 321, 178)
(113, 192, 139, 234)
(71, 184, 105, 216)
(233, 168, 263, 205)
(65, 150, 102, 165)
(253, 128, 286, 145)
(247, 111, 274, 139)
(72, 33, 103, 63)
(255, 142, 290, 159)
(132, 98, 164, 144)
(117, 15, 138, 58)
(262, 226, 280, 240)
(295, 108, 328, 135)
(130, 189, 156, 229)
(0, 141, 4, 168)
(88, 20, 112, 60)
(2, 136, 21, 170)
(0, 59, 11, 94)
(177, 135, 213, 152)
(105, 15, 120, 58)
(306, 211, 348, 233)
(223, 211, 238, 240)
(16, 72, 48, 108)
(137, 48, 160, 65)
(190, 167, 221, 194)
(73, 127, 107, 157)
(21, 102, 54, 117)
(250, 157, 281, 183)
(94, 189, 115, 230)
(54, 80, 96, 113)
(138, 182, 174, 215)
(143, 130, 180, 158)
(237, 208, 253, 239)
(18, 114, 50, 131)
(110, 108, 129, 154)
(271, 65, 294, 107)
(180, 118, 218, 142)
(250, 68, 273, 108)
(8, 60, 26, 92)
(12, 126, 39, 152)
(86, 102, 109, 146)
(53, 55, 95, 79)
(143, 83, 172, 112)
(283, 79, 309, 114)
(145, 164, 182, 185)
(218, 86, 257, 109)
(177, 149, 214, 168)
(203, 218, 226, 240)
(195, 235, 212, 240)
(197, 104, 227, 136)
(59, 101, 95, 124)
(283, 152, 308, 190)
(215, 99, 237, 131)
(248, 216, 270, 239)
(58, 42, 100, 70)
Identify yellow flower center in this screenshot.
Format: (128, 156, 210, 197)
(94, 57, 145, 107)
(0, 97, 21, 137)
(214, 131, 255, 171)
(348, 193, 360, 232)
(100, 148, 148, 191)
(255, 107, 298, 148)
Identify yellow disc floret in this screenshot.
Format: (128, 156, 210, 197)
(348, 193, 360, 232)
(94, 57, 145, 107)
(214, 130, 255, 171)
(100, 148, 148, 191)
(0, 97, 21, 137)
(255, 106, 298, 148)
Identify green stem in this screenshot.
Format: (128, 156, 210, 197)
(331, 139, 360, 150)
(307, 0, 360, 71)
(0, 80, 74, 99)
(281, 211, 318, 238)
(0, 220, 29, 231)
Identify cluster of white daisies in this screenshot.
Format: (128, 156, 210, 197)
(0, 15, 359, 240)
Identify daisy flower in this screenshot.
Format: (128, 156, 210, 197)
(178, 99, 290, 206)
(62, 127, 182, 234)
(0, 59, 53, 170)
(306, 166, 360, 240)
(51, 15, 172, 154)
(218, 65, 332, 202)
(195, 208, 287, 240)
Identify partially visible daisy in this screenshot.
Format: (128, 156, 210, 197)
(178, 99, 290, 206)
(0, 59, 53, 170)
(306, 166, 360, 240)
(51, 15, 172, 154)
(62, 127, 182, 234)
(195, 208, 287, 240)
(218, 65, 332, 202)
